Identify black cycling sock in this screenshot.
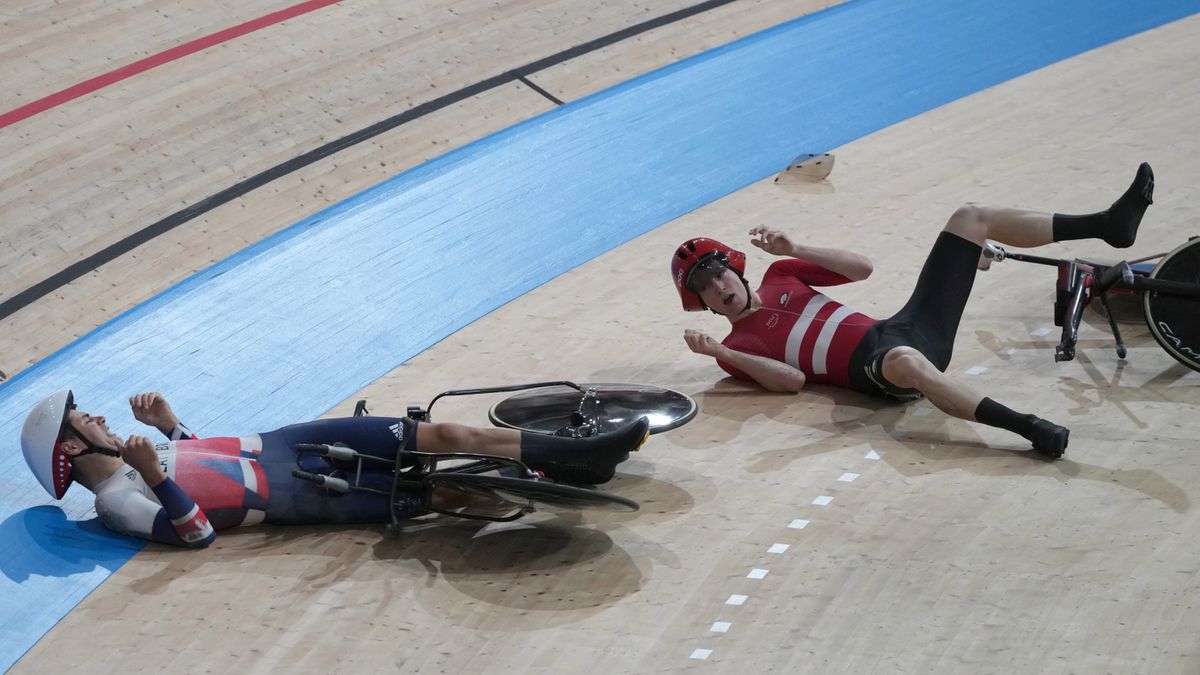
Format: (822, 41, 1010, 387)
(973, 397, 1036, 438)
(975, 398, 1069, 458)
(1052, 163, 1154, 248)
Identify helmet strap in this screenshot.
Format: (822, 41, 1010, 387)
(62, 423, 121, 459)
(77, 444, 121, 459)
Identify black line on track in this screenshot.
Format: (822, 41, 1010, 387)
(513, 72, 564, 105)
(1, 0, 741, 321)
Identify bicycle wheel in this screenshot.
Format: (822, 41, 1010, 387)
(488, 382, 697, 436)
(1144, 238, 1200, 372)
(425, 472, 639, 520)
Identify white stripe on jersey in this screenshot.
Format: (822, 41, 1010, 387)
(785, 295, 832, 370)
(171, 503, 201, 526)
(240, 510, 266, 527)
(239, 434, 264, 456)
(239, 458, 257, 492)
(811, 306, 856, 375)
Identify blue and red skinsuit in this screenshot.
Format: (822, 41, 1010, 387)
(92, 417, 424, 548)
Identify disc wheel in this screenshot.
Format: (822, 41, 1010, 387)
(1144, 238, 1200, 372)
(488, 382, 697, 436)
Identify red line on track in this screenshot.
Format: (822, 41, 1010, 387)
(0, 0, 344, 130)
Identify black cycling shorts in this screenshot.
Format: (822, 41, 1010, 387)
(848, 231, 982, 401)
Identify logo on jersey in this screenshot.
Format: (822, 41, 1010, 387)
(389, 423, 405, 442)
(779, 292, 790, 305)
(766, 313, 780, 328)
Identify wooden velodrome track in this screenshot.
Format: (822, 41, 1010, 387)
(4, 1, 1200, 672)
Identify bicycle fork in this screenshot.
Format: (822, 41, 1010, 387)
(987, 243, 1132, 362)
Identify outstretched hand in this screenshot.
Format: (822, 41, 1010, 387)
(684, 329, 724, 357)
(748, 226, 797, 257)
(130, 392, 180, 433)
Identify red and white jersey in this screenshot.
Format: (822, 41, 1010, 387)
(718, 259, 877, 388)
(94, 435, 270, 539)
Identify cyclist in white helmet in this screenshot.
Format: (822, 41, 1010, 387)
(21, 390, 649, 548)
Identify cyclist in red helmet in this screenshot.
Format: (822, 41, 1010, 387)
(672, 163, 1155, 459)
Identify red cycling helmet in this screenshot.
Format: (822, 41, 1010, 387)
(671, 238, 747, 311)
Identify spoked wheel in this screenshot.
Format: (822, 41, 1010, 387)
(1144, 238, 1200, 372)
(487, 382, 698, 437)
(424, 473, 639, 521)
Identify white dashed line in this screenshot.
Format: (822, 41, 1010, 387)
(691, 442, 886, 661)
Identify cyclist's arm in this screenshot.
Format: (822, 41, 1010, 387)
(716, 346, 806, 393)
(99, 436, 215, 548)
(750, 227, 872, 282)
(95, 480, 216, 549)
(787, 243, 873, 282)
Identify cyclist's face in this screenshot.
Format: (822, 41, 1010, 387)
(63, 409, 120, 452)
(693, 267, 746, 316)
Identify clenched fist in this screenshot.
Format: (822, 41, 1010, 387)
(130, 392, 180, 434)
(684, 329, 724, 357)
(115, 434, 166, 487)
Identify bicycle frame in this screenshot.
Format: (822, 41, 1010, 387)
(989, 242, 1200, 364)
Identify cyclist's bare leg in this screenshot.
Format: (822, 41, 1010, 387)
(943, 203, 1054, 249)
(881, 346, 1069, 458)
(415, 423, 521, 458)
(881, 347, 983, 419)
(413, 418, 651, 484)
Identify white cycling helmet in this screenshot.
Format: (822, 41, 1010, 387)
(21, 389, 76, 499)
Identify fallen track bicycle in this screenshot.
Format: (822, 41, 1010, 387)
(986, 236, 1200, 371)
(290, 381, 697, 531)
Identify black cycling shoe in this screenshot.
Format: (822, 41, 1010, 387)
(524, 417, 650, 485)
(1030, 418, 1070, 459)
